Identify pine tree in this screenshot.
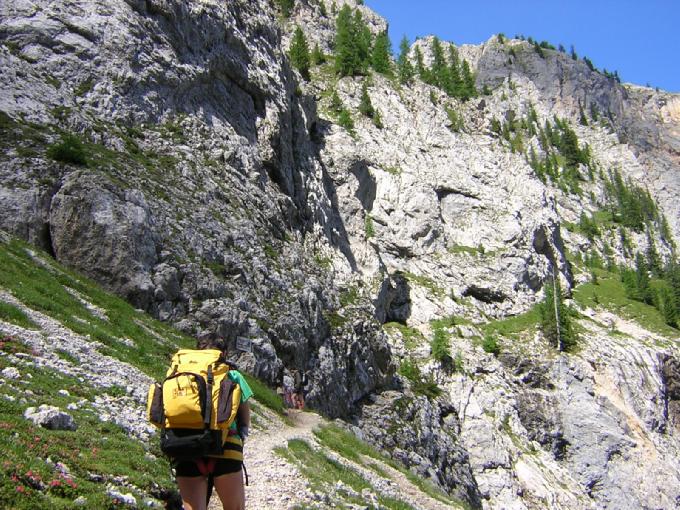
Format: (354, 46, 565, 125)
(666, 261, 680, 320)
(431, 327, 451, 365)
(397, 36, 414, 84)
(634, 253, 654, 305)
(358, 82, 374, 118)
(490, 117, 502, 136)
(372, 109, 383, 129)
(354, 10, 372, 74)
(371, 31, 392, 75)
(338, 108, 354, 133)
(447, 45, 463, 97)
(334, 5, 357, 76)
(646, 232, 662, 277)
(289, 26, 311, 80)
(334, 6, 372, 76)
(414, 46, 427, 80)
(510, 131, 524, 153)
(429, 37, 449, 90)
(330, 90, 343, 113)
(461, 60, 477, 100)
(658, 286, 678, 328)
(570, 45, 578, 60)
(311, 43, 326, 65)
(540, 271, 576, 351)
(590, 103, 600, 121)
(579, 103, 589, 126)
(558, 123, 583, 169)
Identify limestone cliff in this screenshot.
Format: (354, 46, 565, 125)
(1, 0, 680, 508)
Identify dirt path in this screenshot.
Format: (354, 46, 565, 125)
(209, 408, 321, 510)
(207, 404, 457, 510)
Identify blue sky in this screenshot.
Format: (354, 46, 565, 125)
(364, 0, 680, 92)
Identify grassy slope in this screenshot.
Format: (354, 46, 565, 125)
(274, 423, 468, 510)
(0, 237, 195, 508)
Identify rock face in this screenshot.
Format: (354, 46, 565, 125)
(0, 0, 394, 423)
(2, 0, 680, 508)
(357, 390, 483, 508)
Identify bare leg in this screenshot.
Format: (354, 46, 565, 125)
(214, 470, 245, 510)
(177, 476, 209, 510)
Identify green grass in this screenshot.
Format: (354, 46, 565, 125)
(339, 286, 360, 307)
(383, 322, 425, 350)
(241, 372, 286, 416)
(0, 301, 39, 329)
(314, 423, 458, 507)
(430, 315, 458, 330)
(481, 334, 501, 355)
(0, 238, 193, 380)
(0, 234, 295, 507)
(54, 348, 79, 365)
(403, 272, 445, 297)
(276, 439, 369, 498)
(0, 356, 173, 509)
(276, 439, 417, 510)
(398, 358, 442, 399)
(480, 303, 542, 339)
(288, 425, 464, 508)
(573, 269, 680, 339)
(313, 424, 382, 465)
(0, 111, 50, 162)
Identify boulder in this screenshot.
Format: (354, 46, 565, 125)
(24, 404, 77, 431)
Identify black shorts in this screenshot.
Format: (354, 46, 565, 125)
(173, 458, 242, 478)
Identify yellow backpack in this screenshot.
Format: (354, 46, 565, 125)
(147, 349, 242, 460)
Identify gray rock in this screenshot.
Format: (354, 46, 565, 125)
(24, 404, 77, 431)
(107, 488, 137, 507)
(1, 367, 20, 379)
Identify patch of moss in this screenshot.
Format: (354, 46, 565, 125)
(403, 271, 445, 297)
(383, 322, 425, 350)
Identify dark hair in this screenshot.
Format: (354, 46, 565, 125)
(196, 336, 228, 352)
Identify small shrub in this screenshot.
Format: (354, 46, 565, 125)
(372, 110, 383, 129)
(399, 358, 442, 398)
(445, 106, 464, 132)
(337, 109, 354, 133)
(364, 215, 375, 238)
(430, 327, 451, 363)
(46, 134, 87, 166)
(481, 334, 500, 355)
(452, 351, 464, 373)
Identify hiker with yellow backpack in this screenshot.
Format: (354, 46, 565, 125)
(147, 338, 253, 510)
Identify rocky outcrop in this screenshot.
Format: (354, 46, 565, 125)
(356, 389, 483, 509)
(0, 0, 394, 421)
(2, 0, 680, 508)
(49, 172, 160, 309)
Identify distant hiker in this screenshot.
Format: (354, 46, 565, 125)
(292, 370, 306, 410)
(147, 338, 253, 510)
(282, 371, 294, 409)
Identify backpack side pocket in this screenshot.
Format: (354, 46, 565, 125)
(147, 382, 164, 427)
(216, 378, 236, 425)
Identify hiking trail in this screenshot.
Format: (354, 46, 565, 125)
(209, 404, 457, 510)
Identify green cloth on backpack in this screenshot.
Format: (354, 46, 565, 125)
(229, 370, 253, 402)
(227, 370, 253, 439)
